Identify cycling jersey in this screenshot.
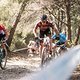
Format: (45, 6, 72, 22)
(0, 25, 6, 41)
(52, 33, 67, 43)
(36, 21, 54, 38)
(0, 25, 5, 32)
(36, 21, 54, 31)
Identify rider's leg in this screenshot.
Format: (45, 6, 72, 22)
(49, 36, 52, 54)
(45, 28, 52, 54)
(52, 41, 64, 52)
(64, 41, 67, 46)
(39, 41, 43, 57)
(39, 30, 44, 57)
(52, 40, 58, 51)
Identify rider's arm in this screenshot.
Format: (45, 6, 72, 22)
(5, 29, 9, 40)
(1, 25, 9, 40)
(33, 26, 37, 37)
(33, 23, 40, 37)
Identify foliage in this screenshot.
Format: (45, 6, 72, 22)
(10, 32, 26, 50)
(24, 32, 34, 45)
(10, 0, 23, 4)
(0, 0, 80, 49)
(15, 40, 26, 49)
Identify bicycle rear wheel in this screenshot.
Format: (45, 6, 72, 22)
(0, 46, 7, 70)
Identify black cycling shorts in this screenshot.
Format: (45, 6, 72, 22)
(0, 33, 5, 41)
(56, 41, 65, 46)
(40, 28, 51, 38)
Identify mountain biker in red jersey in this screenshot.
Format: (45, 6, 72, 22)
(33, 14, 59, 55)
(0, 24, 9, 41)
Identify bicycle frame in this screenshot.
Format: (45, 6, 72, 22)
(41, 36, 51, 67)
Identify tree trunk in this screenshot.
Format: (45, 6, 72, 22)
(60, 11, 64, 32)
(7, 0, 29, 47)
(75, 26, 80, 45)
(65, 0, 72, 41)
(57, 9, 60, 32)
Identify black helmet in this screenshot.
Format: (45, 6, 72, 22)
(41, 14, 47, 21)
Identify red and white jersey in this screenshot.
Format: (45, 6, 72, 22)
(0, 25, 6, 34)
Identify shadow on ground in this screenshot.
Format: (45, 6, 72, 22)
(0, 67, 32, 80)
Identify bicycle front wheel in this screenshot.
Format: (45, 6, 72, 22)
(0, 46, 7, 70)
(41, 47, 49, 67)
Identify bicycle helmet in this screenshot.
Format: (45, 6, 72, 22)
(41, 14, 47, 21)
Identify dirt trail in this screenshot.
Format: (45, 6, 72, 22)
(0, 53, 41, 80)
(0, 52, 80, 80)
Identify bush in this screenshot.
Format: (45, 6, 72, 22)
(24, 33, 34, 45)
(15, 40, 26, 49)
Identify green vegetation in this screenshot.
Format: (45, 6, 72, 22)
(0, 0, 80, 50)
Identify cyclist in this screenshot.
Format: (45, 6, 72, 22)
(27, 40, 36, 53)
(51, 32, 67, 50)
(0, 24, 8, 41)
(33, 14, 59, 55)
(0, 24, 9, 59)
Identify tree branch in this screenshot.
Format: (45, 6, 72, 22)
(44, 6, 68, 26)
(77, 0, 80, 5)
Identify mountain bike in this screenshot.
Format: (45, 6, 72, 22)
(40, 36, 51, 67)
(27, 39, 40, 56)
(0, 39, 8, 69)
(52, 44, 68, 59)
(35, 36, 53, 67)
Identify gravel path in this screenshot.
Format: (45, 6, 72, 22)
(0, 52, 80, 80)
(0, 53, 41, 80)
